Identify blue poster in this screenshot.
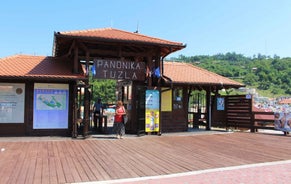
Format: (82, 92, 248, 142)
(217, 97, 225, 111)
(145, 90, 160, 132)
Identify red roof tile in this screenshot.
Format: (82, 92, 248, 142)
(58, 28, 185, 47)
(163, 62, 244, 87)
(279, 98, 291, 104)
(0, 55, 85, 80)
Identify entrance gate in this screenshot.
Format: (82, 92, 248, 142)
(188, 91, 207, 129)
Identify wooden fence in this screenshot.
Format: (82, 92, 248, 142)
(225, 95, 275, 132)
(190, 95, 277, 132)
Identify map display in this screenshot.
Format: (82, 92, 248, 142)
(36, 94, 66, 110)
(33, 83, 69, 129)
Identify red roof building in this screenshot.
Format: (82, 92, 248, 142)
(0, 27, 245, 136)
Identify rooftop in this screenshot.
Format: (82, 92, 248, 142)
(53, 28, 186, 57)
(164, 62, 244, 88)
(58, 28, 184, 46)
(0, 55, 86, 80)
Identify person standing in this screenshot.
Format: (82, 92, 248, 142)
(114, 101, 126, 139)
(93, 98, 102, 132)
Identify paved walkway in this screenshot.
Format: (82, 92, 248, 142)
(0, 129, 290, 184)
(79, 160, 291, 184)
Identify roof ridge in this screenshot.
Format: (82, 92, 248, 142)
(0, 54, 32, 61)
(114, 28, 183, 44)
(59, 27, 112, 34)
(0, 54, 48, 62)
(58, 27, 184, 45)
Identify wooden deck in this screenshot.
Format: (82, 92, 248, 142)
(0, 131, 290, 184)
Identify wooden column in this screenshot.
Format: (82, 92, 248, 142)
(146, 56, 153, 87)
(72, 84, 78, 138)
(206, 87, 212, 130)
(83, 51, 90, 137)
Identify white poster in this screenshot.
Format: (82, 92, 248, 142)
(33, 83, 69, 129)
(0, 83, 25, 123)
(274, 112, 291, 132)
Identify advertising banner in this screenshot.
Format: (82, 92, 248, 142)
(33, 83, 69, 129)
(274, 112, 291, 132)
(145, 90, 160, 132)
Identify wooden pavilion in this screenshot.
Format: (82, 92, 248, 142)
(0, 27, 244, 137)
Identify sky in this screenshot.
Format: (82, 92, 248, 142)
(1, 0, 291, 59)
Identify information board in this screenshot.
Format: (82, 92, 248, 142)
(33, 83, 69, 129)
(0, 83, 25, 123)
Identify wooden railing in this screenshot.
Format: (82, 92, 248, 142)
(188, 95, 277, 132)
(251, 111, 275, 132)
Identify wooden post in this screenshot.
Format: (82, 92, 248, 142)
(206, 87, 212, 130)
(72, 84, 78, 138)
(83, 51, 90, 137)
(147, 56, 152, 87)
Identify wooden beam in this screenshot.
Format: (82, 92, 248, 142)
(64, 40, 76, 57)
(78, 41, 89, 53)
(73, 45, 79, 73)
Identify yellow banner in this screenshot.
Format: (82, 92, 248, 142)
(145, 110, 159, 132)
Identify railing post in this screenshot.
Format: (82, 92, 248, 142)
(251, 111, 255, 132)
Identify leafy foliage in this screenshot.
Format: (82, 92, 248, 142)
(90, 79, 116, 104)
(170, 52, 291, 97)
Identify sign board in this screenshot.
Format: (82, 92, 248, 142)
(161, 88, 172, 111)
(93, 59, 145, 81)
(145, 90, 160, 132)
(274, 112, 291, 132)
(33, 83, 69, 129)
(0, 83, 25, 123)
(217, 97, 225, 111)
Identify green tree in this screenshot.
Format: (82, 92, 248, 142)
(90, 79, 116, 104)
(243, 73, 258, 86)
(168, 52, 291, 96)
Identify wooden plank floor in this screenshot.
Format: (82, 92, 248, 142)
(0, 131, 290, 184)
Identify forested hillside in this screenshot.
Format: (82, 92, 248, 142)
(169, 52, 291, 97)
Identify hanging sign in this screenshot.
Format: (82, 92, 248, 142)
(145, 90, 160, 132)
(93, 59, 145, 81)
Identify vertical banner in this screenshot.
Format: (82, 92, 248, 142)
(145, 90, 160, 132)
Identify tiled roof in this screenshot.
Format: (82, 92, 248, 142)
(164, 62, 244, 88)
(57, 28, 185, 46)
(0, 55, 85, 80)
(279, 98, 291, 104)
